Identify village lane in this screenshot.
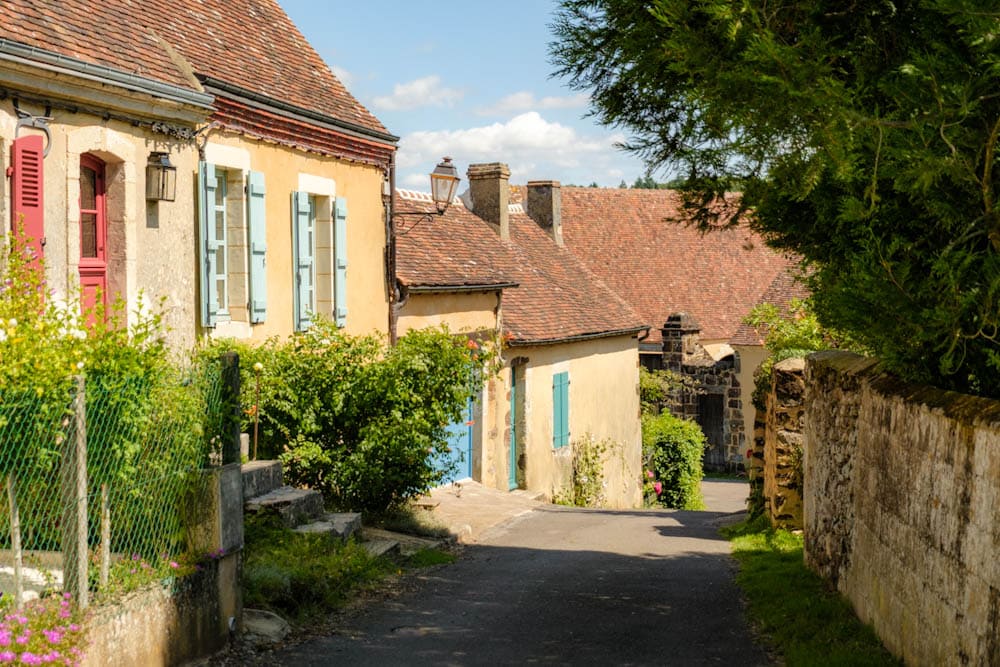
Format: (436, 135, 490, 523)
(272, 479, 771, 666)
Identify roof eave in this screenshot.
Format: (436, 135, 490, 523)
(199, 76, 398, 146)
(506, 325, 649, 347)
(405, 282, 519, 294)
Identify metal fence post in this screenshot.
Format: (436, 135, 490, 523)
(220, 352, 241, 466)
(61, 375, 89, 609)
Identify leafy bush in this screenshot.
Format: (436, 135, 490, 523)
(203, 321, 489, 512)
(642, 412, 706, 509)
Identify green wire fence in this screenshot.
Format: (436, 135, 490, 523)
(0, 356, 231, 608)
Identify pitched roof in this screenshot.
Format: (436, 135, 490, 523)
(395, 192, 518, 292)
(559, 187, 793, 344)
(0, 0, 390, 138)
(730, 269, 812, 346)
(395, 192, 647, 345)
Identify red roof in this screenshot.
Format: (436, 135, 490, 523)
(395, 193, 646, 345)
(0, 0, 390, 138)
(730, 269, 812, 346)
(559, 188, 793, 343)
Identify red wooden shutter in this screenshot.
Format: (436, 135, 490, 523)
(10, 134, 45, 265)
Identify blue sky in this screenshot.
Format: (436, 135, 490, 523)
(277, 1, 648, 190)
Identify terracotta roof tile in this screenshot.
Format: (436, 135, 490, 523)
(730, 269, 812, 346)
(559, 187, 793, 343)
(0, 0, 389, 136)
(395, 193, 647, 344)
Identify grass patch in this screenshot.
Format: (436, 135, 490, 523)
(703, 470, 746, 480)
(242, 516, 393, 623)
(724, 517, 900, 666)
(407, 548, 456, 568)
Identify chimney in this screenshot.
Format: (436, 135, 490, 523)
(467, 163, 510, 240)
(526, 180, 563, 246)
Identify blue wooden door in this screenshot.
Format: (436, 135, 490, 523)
(436, 397, 473, 485)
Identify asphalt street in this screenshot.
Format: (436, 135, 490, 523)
(273, 479, 771, 666)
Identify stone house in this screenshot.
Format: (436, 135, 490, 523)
(395, 164, 648, 508)
(542, 185, 794, 469)
(0, 0, 397, 347)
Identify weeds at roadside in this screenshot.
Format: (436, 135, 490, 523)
(406, 548, 456, 568)
(370, 506, 453, 539)
(723, 517, 900, 666)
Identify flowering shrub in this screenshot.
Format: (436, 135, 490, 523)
(0, 593, 86, 665)
(201, 321, 491, 512)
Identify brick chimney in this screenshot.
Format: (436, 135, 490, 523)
(526, 180, 563, 246)
(467, 163, 510, 240)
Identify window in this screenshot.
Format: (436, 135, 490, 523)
(552, 371, 570, 448)
(292, 191, 348, 330)
(199, 162, 267, 328)
(292, 191, 316, 331)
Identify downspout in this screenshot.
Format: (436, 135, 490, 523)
(386, 155, 406, 344)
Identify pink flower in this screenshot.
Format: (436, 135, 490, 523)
(0, 651, 14, 662)
(19, 652, 42, 665)
(169, 561, 179, 569)
(654, 481, 663, 495)
(42, 629, 63, 644)
(16, 631, 30, 644)
(645, 470, 654, 479)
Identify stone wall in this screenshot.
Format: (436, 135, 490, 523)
(764, 358, 805, 529)
(804, 351, 1000, 665)
(661, 313, 744, 470)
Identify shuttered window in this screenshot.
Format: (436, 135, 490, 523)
(10, 135, 45, 270)
(552, 371, 570, 448)
(247, 171, 267, 324)
(198, 161, 228, 327)
(292, 191, 315, 331)
(333, 196, 348, 327)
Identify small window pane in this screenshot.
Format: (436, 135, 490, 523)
(81, 213, 97, 258)
(80, 166, 96, 210)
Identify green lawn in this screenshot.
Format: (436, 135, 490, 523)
(724, 519, 900, 666)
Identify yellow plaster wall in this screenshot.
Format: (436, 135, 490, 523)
(733, 343, 768, 454)
(480, 334, 643, 508)
(203, 132, 389, 342)
(396, 291, 499, 336)
(0, 107, 200, 351)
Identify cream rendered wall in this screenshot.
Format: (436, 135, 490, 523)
(202, 132, 389, 342)
(481, 334, 643, 508)
(396, 291, 499, 336)
(732, 343, 768, 446)
(0, 107, 200, 351)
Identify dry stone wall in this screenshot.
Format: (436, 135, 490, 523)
(804, 351, 1000, 666)
(764, 357, 805, 529)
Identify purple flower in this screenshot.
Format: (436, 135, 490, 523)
(15, 631, 30, 644)
(42, 629, 63, 644)
(19, 652, 42, 665)
(0, 651, 14, 662)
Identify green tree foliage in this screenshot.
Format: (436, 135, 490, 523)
(206, 323, 489, 512)
(642, 411, 705, 509)
(552, 1, 1000, 396)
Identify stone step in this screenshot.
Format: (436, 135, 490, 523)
(362, 539, 401, 559)
(244, 486, 324, 528)
(361, 527, 452, 556)
(292, 512, 362, 543)
(242, 460, 284, 501)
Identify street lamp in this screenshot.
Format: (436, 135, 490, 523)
(430, 157, 460, 213)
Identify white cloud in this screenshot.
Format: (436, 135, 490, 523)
(372, 75, 463, 111)
(396, 112, 622, 184)
(330, 65, 354, 89)
(477, 91, 590, 116)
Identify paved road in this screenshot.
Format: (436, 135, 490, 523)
(275, 479, 771, 666)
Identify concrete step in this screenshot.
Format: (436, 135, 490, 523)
(292, 512, 362, 543)
(245, 486, 324, 528)
(242, 460, 284, 501)
(362, 539, 400, 559)
(361, 527, 452, 556)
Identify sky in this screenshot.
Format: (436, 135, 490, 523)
(277, 1, 649, 190)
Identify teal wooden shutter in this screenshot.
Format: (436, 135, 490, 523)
(292, 191, 314, 331)
(334, 196, 348, 327)
(247, 171, 267, 324)
(553, 371, 570, 448)
(198, 162, 220, 327)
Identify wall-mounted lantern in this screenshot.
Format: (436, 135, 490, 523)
(429, 157, 460, 214)
(145, 152, 177, 202)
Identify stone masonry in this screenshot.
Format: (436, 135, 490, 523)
(763, 357, 805, 529)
